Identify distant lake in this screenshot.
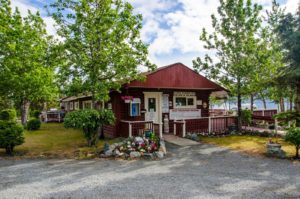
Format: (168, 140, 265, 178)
(212, 99, 292, 110)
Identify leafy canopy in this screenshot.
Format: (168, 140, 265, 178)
(0, 0, 58, 104)
(49, 0, 155, 102)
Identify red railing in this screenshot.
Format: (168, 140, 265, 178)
(252, 109, 277, 117)
(173, 116, 238, 137)
(252, 109, 277, 125)
(120, 120, 162, 138)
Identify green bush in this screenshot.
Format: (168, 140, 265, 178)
(0, 121, 24, 155)
(0, 109, 17, 121)
(241, 109, 252, 126)
(26, 119, 41, 130)
(274, 111, 300, 127)
(64, 109, 115, 146)
(30, 110, 41, 119)
(285, 127, 300, 159)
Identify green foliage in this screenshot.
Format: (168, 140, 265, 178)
(274, 111, 300, 126)
(49, 0, 155, 102)
(0, 0, 58, 124)
(26, 119, 41, 131)
(0, 120, 24, 155)
(192, 0, 281, 130)
(285, 127, 300, 158)
(193, 0, 263, 93)
(30, 110, 41, 119)
(241, 109, 252, 126)
(275, 10, 300, 122)
(64, 109, 115, 146)
(0, 109, 17, 121)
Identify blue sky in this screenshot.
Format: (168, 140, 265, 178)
(11, 0, 298, 68)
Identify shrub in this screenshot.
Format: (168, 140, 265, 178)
(0, 121, 24, 155)
(64, 109, 115, 146)
(241, 109, 252, 126)
(26, 119, 41, 130)
(285, 127, 300, 159)
(274, 111, 300, 127)
(31, 110, 41, 119)
(0, 109, 17, 121)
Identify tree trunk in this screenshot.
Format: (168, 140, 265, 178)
(295, 86, 300, 127)
(261, 94, 267, 110)
(296, 146, 299, 159)
(5, 145, 13, 155)
(21, 100, 30, 125)
(250, 94, 254, 112)
(237, 78, 242, 131)
(279, 97, 285, 112)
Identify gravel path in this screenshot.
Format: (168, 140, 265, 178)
(0, 143, 300, 199)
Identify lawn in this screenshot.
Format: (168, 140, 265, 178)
(0, 123, 118, 159)
(200, 135, 296, 157)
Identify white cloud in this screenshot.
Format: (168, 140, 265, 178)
(10, 0, 57, 36)
(284, 0, 298, 14)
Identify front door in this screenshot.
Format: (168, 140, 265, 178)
(144, 92, 162, 124)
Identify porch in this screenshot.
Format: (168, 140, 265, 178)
(120, 116, 237, 138)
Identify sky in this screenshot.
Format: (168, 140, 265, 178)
(10, 0, 299, 68)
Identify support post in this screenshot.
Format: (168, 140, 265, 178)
(159, 123, 163, 138)
(208, 117, 211, 134)
(129, 123, 132, 137)
(182, 120, 186, 138)
(275, 118, 278, 135)
(174, 120, 176, 135)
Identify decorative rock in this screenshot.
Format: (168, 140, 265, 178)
(266, 143, 286, 158)
(154, 151, 164, 159)
(143, 153, 154, 159)
(134, 137, 144, 143)
(191, 133, 200, 141)
(104, 149, 113, 156)
(130, 151, 141, 158)
(113, 149, 121, 156)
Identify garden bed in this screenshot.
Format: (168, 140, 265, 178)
(100, 135, 166, 160)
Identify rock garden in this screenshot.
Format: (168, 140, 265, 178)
(101, 132, 166, 159)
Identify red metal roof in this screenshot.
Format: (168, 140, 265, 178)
(127, 63, 226, 91)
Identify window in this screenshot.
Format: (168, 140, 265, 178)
(174, 96, 196, 109)
(148, 98, 156, 112)
(69, 102, 74, 110)
(83, 100, 92, 109)
(74, 101, 79, 110)
(129, 98, 141, 116)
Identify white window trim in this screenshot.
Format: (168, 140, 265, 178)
(74, 101, 79, 110)
(173, 96, 197, 109)
(83, 100, 92, 109)
(69, 102, 74, 110)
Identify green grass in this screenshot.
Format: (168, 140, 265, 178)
(200, 135, 296, 157)
(0, 123, 118, 159)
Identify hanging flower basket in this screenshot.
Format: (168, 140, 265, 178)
(121, 96, 134, 103)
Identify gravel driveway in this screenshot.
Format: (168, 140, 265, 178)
(0, 143, 300, 199)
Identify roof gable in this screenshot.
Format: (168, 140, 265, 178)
(127, 63, 225, 91)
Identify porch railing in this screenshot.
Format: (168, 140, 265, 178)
(120, 120, 163, 138)
(173, 116, 238, 137)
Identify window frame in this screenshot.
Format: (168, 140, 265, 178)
(129, 98, 141, 117)
(83, 100, 92, 109)
(174, 96, 197, 109)
(74, 101, 79, 110)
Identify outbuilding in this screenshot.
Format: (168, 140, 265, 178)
(61, 63, 237, 138)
